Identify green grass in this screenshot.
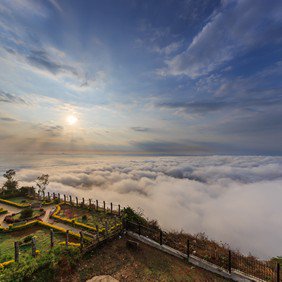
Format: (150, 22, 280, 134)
(5, 197, 39, 205)
(0, 226, 77, 263)
(58, 204, 121, 229)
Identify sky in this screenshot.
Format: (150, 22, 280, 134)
(0, 0, 282, 155)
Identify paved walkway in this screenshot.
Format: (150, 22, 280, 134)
(0, 202, 86, 234)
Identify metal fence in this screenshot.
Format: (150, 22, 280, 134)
(125, 220, 281, 282)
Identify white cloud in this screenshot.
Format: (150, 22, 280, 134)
(160, 0, 282, 78)
(1, 155, 281, 258)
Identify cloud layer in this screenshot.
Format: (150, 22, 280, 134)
(1, 155, 281, 258)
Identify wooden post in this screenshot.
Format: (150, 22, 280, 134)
(118, 205, 121, 216)
(110, 203, 113, 214)
(47, 192, 50, 201)
(76, 197, 78, 206)
(80, 231, 84, 252)
(50, 229, 54, 248)
(14, 241, 19, 262)
(82, 197, 85, 207)
(53, 192, 55, 200)
(58, 193, 60, 202)
(66, 230, 69, 247)
(103, 201, 106, 212)
(96, 200, 98, 211)
(160, 230, 163, 245)
(228, 250, 232, 274)
(105, 222, 108, 237)
(89, 199, 91, 208)
(96, 225, 99, 242)
(186, 239, 190, 262)
(32, 237, 36, 257)
(69, 195, 72, 205)
(42, 191, 45, 200)
(277, 263, 280, 282)
(64, 194, 66, 203)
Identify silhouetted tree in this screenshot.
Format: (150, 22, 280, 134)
(2, 169, 18, 194)
(36, 174, 49, 193)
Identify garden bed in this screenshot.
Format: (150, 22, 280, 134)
(53, 204, 122, 232)
(0, 226, 79, 264)
(4, 209, 45, 224)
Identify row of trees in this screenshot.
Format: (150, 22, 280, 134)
(1, 169, 49, 195)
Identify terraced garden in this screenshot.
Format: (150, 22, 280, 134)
(0, 226, 78, 263)
(56, 204, 122, 230)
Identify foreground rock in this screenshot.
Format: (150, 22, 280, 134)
(86, 275, 119, 282)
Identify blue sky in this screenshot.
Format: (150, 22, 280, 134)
(0, 0, 282, 155)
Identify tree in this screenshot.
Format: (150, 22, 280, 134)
(20, 208, 33, 219)
(36, 174, 49, 193)
(2, 169, 18, 194)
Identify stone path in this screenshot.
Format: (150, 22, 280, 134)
(0, 202, 86, 234)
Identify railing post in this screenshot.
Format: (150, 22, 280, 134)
(66, 230, 69, 247)
(277, 263, 280, 282)
(31, 237, 36, 257)
(53, 192, 55, 200)
(64, 194, 66, 203)
(187, 239, 190, 262)
(160, 230, 163, 245)
(228, 250, 232, 274)
(103, 201, 106, 212)
(118, 204, 121, 216)
(14, 241, 19, 262)
(96, 200, 98, 211)
(76, 197, 78, 206)
(42, 191, 45, 200)
(47, 192, 50, 201)
(80, 231, 84, 252)
(82, 197, 85, 207)
(50, 229, 54, 248)
(110, 203, 113, 214)
(89, 199, 91, 208)
(58, 193, 60, 202)
(69, 195, 72, 205)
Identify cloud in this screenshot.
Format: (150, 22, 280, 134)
(130, 127, 150, 132)
(0, 90, 27, 104)
(5, 155, 281, 258)
(160, 0, 282, 78)
(0, 117, 17, 122)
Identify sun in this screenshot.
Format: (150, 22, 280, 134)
(66, 115, 78, 125)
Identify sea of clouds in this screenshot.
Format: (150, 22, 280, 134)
(0, 154, 281, 258)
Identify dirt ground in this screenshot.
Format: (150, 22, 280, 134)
(60, 235, 229, 282)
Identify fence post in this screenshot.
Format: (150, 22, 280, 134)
(96, 200, 98, 211)
(14, 241, 19, 262)
(47, 192, 50, 201)
(58, 193, 60, 202)
(228, 250, 232, 274)
(76, 197, 78, 206)
(118, 205, 121, 216)
(89, 199, 91, 208)
(66, 230, 69, 247)
(69, 195, 72, 205)
(32, 237, 36, 257)
(50, 229, 54, 248)
(187, 239, 190, 262)
(42, 191, 45, 200)
(53, 192, 55, 200)
(122, 218, 127, 230)
(96, 225, 99, 242)
(80, 231, 84, 252)
(82, 197, 85, 207)
(64, 194, 66, 203)
(138, 223, 141, 236)
(160, 230, 163, 245)
(110, 203, 113, 214)
(277, 263, 280, 282)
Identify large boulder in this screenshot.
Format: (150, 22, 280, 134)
(86, 275, 119, 282)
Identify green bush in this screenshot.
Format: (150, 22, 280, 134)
(20, 208, 33, 219)
(123, 207, 146, 225)
(23, 235, 33, 243)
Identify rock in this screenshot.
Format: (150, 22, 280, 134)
(86, 275, 119, 282)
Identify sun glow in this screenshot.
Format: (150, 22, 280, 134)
(66, 115, 78, 125)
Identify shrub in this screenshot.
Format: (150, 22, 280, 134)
(82, 215, 87, 221)
(124, 207, 146, 225)
(23, 235, 33, 243)
(20, 208, 33, 219)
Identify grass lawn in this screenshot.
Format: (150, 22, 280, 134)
(5, 197, 39, 205)
(58, 204, 121, 229)
(0, 226, 78, 263)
